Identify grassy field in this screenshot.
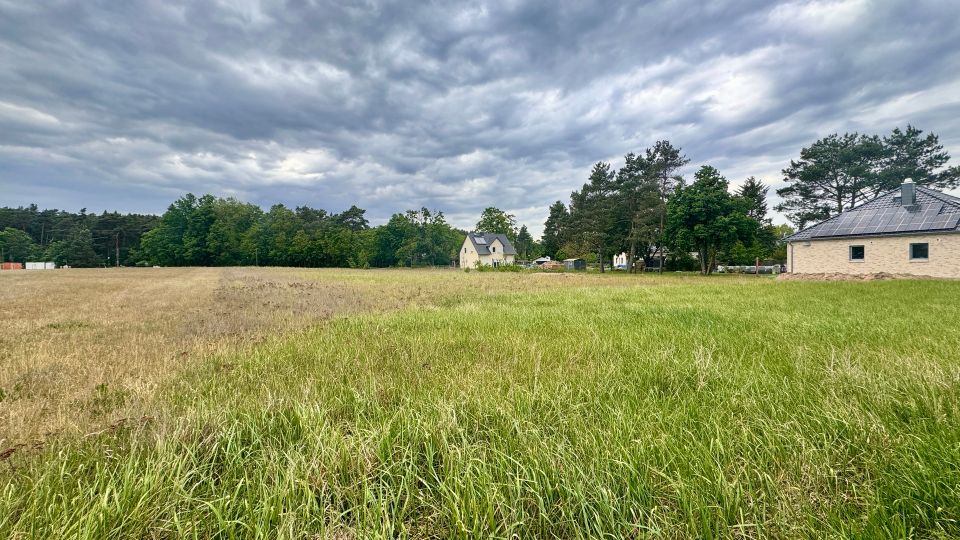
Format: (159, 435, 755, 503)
(1, 268, 959, 538)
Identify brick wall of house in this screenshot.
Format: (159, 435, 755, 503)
(787, 233, 960, 278)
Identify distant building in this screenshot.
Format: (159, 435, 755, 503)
(1, 262, 24, 270)
(25, 262, 56, 270)
(533, 256, 552, 265)
(563, 258, 586, 271)
(613, 252, 628, 269)
(460, 232, 517, 268)
(787, 180, 960, 278)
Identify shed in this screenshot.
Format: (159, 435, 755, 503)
(1, 262, 24, 270)
(563, 258, 586, 271)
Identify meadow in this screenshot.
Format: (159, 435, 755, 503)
(1, 267, 959, 538)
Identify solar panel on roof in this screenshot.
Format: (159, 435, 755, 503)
(810, 202, 958, 238)
(474, 237, 487, 245)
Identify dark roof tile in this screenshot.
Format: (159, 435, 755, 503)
(467, 232, 517, 255)
(788, 186, 960, 241)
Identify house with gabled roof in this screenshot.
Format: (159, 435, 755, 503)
(460, 232, 516, 268)
(786, 180, 960, 278)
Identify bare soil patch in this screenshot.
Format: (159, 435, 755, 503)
(776, 272, 938, 281)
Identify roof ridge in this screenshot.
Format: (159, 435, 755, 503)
(916, 185, 960, 209)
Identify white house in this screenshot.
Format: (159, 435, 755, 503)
(460, 232, 517, 268)
(613, 252, 628, 268)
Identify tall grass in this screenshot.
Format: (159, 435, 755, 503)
(2, 276, 959, 538)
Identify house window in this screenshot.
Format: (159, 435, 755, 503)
(463, 247, 467, 253)
(492, 246, 496, 252)
(849, 245, 864, 261)
(910, 242, 929, 260)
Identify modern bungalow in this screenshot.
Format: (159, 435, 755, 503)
(460, 232, 517, 268)
(786, 180, 960, 278)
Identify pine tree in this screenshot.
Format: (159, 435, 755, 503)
(540, 201, 569, 259)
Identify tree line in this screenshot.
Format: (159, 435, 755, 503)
(137, 194, 470, 268)
(0, 205, 157, 267)
(536, 141, 787, 273)
(2, 125, 955, 271)
(0, 196, 492, 269)
(536, 125, 957, 274)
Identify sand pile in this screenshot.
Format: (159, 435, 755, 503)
(776, 272, 929, 281)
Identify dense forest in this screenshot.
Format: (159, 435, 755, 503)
(2, 125, 956, 272)
(0, 196, 470, 269)
(137, 195, 468, 268)
(0, 206, 157, 267)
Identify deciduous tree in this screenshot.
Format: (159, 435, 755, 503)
(666, 166, 755, 274)
(0, 227, 35, 263)
(475, 207, 518, 241)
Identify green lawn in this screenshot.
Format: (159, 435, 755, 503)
(3, 272, 960, 538)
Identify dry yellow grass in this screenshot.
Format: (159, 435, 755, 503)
(0, 267, 381, 446)
(0, 266, 643, 447)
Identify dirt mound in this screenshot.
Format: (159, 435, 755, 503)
(777, 272, 926, 281)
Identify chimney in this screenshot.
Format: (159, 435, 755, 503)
(901, 178, 916, 207)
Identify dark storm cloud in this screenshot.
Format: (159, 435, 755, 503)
(2, 0, 960, 233)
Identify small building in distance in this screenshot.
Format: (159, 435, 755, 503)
(1, 262, 24, 270)
(612, 252, 628, 269)
(25, 262, 56, 270)
(533, 256, 552, 266)
(786, 180, 960, 278)
(460, 232, 517, 268)
(563, 258, 586, 271)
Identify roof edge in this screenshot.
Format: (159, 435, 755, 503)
(787, 228, 960, 242)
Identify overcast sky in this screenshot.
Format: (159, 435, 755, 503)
(2, 0, 960, 236)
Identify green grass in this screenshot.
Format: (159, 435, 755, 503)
(3, 275, 960, 538)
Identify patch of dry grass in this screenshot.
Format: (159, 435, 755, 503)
(0, 267, 383, 446)
(0, 266, 644, 447)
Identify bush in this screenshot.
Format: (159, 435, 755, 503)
(473, 262, 523, 272)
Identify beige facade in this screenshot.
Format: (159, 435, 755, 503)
(787, 232, 960, 278)
(460, 236, 515, 268)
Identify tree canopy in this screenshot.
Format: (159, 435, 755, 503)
(0, 205, 156, 267)
(540, 201, 569, 259)
(776, 125, 958, 228)
(665, 166, 759, 274)
(475, 207, 518, 241)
